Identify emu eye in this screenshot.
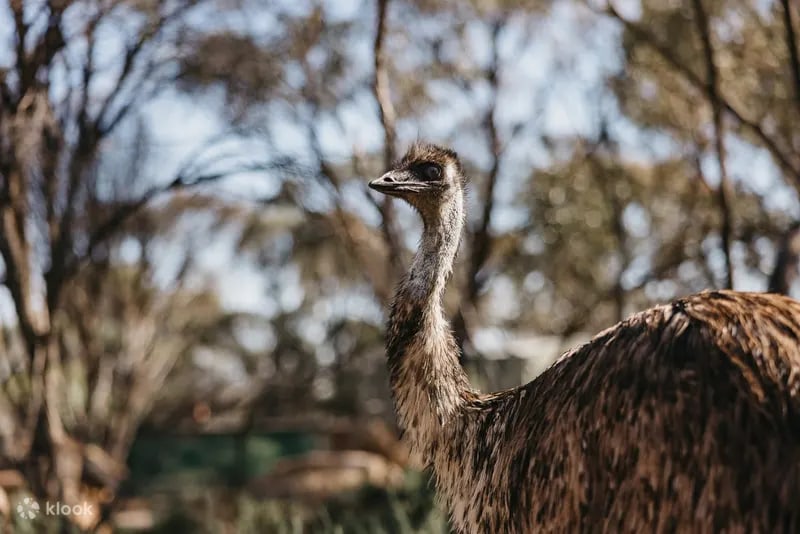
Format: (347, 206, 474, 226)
(420, 163, 442, 181)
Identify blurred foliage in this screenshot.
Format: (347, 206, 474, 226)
(141, 472, 447, 534)
(123, 432, 311, 493)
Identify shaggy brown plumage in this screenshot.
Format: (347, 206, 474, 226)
(369, 143, 800, 533)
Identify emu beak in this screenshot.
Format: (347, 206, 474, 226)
(369, 171, 432, 197)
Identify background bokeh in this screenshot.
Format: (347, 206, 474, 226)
(1, 0, 800, 531)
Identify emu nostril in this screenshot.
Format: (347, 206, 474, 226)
(383, 175, 395, 183)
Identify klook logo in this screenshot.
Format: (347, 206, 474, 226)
(15, 497, 94, 520)
(16, 497, 39, 520)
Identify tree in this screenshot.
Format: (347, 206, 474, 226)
(0, 0, 273, 527)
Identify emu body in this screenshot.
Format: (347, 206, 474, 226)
(371, 143, 800, 533)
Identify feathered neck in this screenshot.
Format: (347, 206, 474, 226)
(386, 193, 473, 466)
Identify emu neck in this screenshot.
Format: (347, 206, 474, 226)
(387, 197, 472, 466)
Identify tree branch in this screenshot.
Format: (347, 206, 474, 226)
(0, 167, 39, 354)
(372, 0, 404, 281)
(373, 0, 397, 167)
(305, 118, 393, 303)
(768, 223, 800, 295)
(10, 0, 29, 107)
(454, 18, 504, 361)
(603, 2, 800, 188)
(57, 163, 279, 298)
(94, 1, 197, 135)
(692, 0, 734, 289)
(46, 15, 101, 313)
(469, 19, 504, 301)
(781, 0, 800, 116)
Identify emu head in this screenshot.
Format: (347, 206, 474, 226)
(369, 143, 465, 226)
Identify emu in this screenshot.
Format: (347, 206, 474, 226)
(369, 142, 800, 533)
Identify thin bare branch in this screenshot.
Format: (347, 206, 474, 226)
(470, 19, 504, 301)
(10, 0, 29, 105)
(454, 18, 505, 360)
(95, 1, 197, 134)
(692, 0, 734, 289)
(305, 120, 392, 303)
(768, 223, 800, 295)
(781, 0, 800, 116)
(373, 0, 397, 166)
(45, 14, 101, 312)
(372, 0, 404, 281)
(56, 162, 281, 299)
